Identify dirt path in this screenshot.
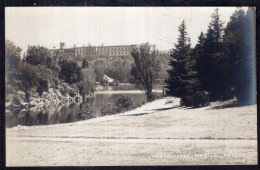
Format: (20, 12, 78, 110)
(6, 97, 257, 166)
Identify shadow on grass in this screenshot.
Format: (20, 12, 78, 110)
(119, 112, 151, 117)
(145, 105, 183, 112)
(208, 100, 239, 110)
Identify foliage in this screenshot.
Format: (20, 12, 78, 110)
(166, 20, 200, 103)
(69, 89, 76, 97)
(14, 62, 41, 91)
(77, 68, 96, 96)
(100, 95, 142, 116)
(131, 43, 161, 101)
(223, 8, 256, 105)
(194, 8, 256, 104)
(82, 58, 89, 68)
(76, 104, 94, 120)
(100, 103, 118, 116)
(165, 8, 256, 107)
(181, 91, 210, 108)
(59, 59, 82, 84)
(25, 46, 50, 66)
(5, 40, 22, 71)
(192, 91, 210, 107)
(115, 95, 134, 112)
(36, 79, 49, 96)
(94, 66, 105, 84)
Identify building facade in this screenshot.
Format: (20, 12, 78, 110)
(48, 42, 169, 58)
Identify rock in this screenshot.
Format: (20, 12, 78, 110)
(20, 102, 29, 109)
(5, 102, 12, 107)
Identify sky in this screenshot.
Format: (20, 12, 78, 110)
(6, 7, 248, 55)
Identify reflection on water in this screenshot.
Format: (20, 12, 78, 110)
(110, 84, 163, 91)
(6, 90, 152, 127)
(87, 93, 147, 117)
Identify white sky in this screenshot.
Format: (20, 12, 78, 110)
(6, 7, 247, 55)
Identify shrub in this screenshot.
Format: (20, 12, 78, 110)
(181, 91, 210, 108)
(181, 95, 193, 107)
(36, 79, 49, 96)
(108, 82, 115, 86)
(76, 104, 94, 120)
(192, 91, 210, 108)
(69, 89, 76, 97)
(115, 95, 134, 112)
(59, 59, 82, 84)
(100, 103, 118, 116)
(151, 92, 162, 101)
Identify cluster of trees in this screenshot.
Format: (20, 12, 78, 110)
(166, 8, 255, 107)
(91, 57, 134, 84)
(5, 41, 96, 99)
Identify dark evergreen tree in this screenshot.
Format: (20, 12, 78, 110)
(82, 58, 89, 68)
(194, 32, 206, 77)
(224, 8, 256, 105)
(166, 20, 200, 104)
(199, 8, 228, 101)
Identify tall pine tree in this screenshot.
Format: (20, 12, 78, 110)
(166, 20, 200, 103)
(224, 8, 256, 105)
(198, 8, 229, 101)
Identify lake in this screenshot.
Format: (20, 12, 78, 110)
(6, 85, 164, 127)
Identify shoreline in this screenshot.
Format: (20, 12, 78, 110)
(95, 89, 163, 94)
(6, 98, 257, 166)
(7, 97, 177, 130)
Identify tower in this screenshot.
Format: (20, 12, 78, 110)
(60, 42, 66, 49)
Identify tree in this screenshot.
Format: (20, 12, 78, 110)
(25, 46, 49, 66)
(82, 58, 89, 68)
(198, 8, 227, 101)
(59, 60, 82, 84)
(223, 8, 256, 105)
(5, 40, 22, 71)
(166, 20, 200, 103)
(78, 68, 96, 96)
(130, 43, 161, 101)
(94, 66, 105, 84)
(5, 40, 22, 87)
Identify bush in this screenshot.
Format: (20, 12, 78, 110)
(76, 104, 94, 120)
(181, 91, 210, 108)
(59, 60, 82, 84)
(69, 89, 76, 97)
(115, 95, 134, 112)
(181, 95, 193, 107)
(192, 91, 210, 107)
(151, 92, 163, 101)
(36, 79, 49, 96)
(100, 95, 136, 116)
(100, 103, 118, 116)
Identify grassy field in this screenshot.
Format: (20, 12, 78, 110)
(6, 97, 257, 166)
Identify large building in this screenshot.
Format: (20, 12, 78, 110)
(48, 42, 169, 58)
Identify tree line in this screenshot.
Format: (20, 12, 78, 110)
(166, 8, 255, 107)
(5, 42, 96, 100)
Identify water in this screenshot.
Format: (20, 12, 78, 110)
(6, 86, 163, 127)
